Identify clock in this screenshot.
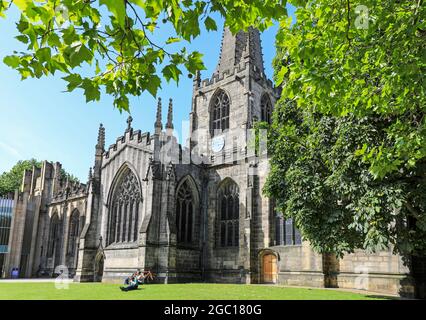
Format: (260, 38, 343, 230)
(211, 135, 225, 153)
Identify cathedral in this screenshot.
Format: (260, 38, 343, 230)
(1, 27, 416, 297)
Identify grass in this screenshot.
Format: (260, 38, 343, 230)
(0, 282, 392, 300)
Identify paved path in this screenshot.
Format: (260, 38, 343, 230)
(256, 284, 401, 298)
(0, 278, 72, 283)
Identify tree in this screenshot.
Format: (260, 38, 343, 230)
(264, 101, 426, 259)
(0, 0, 286, 111)
(266, 0, 425, 260)
(60, 168, 79, 184)
(0, 159, 41, 196)
(275, 0, 425, 179)
(0, 159, 80, 197)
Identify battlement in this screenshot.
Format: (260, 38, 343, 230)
(104, 129, 151, 160)
(16, 160, 87, 205)
(51, 180, 87, 203)
(20, 161, 58, 196)
(196, 62, 280, 97)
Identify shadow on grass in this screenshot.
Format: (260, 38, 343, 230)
(119, 287, 144, 292)
(304, 288, 398, 300)
(365, 295, 398, 300)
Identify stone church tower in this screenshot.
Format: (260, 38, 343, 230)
(2, 26, 416, 297)
(187, 26, 280, 283)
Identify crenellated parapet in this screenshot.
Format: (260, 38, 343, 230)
(104, 130, 152, 160)
(51, 179, 87, 203)
(195, 61, 281, 98)
(103, 97, 179, 163)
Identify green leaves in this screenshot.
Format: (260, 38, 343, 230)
(3, 55, 21, 68)
(275, 0, 426, 178)
(268, 0, 426, 258)
(13, 0, 32, 11)
(162, 64, 182, 83)
(185, 51, 206, 74)
(63, 73, 82, 92)
(3, 0, 285, 111)
(204, 16, 217, 31)
(145, 75, 161, 97)
(99, 0, 126, 28)
(35, 47, 51, 63)
(265, 100, 426, 258)
(165, 37, 181, 44)
(63, 42, 93, 68)
(0, 0, 9, 18)
(63, 73, 99, 103)
(0, 159, 41, 197)
(275, 65, 288, 86)
(81, 78, 100, 103)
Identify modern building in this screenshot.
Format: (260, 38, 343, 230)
(0, 198, 13, 277)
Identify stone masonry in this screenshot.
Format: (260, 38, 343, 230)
(2, 26, 416, 297)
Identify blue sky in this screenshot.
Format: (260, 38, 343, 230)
(0, 4, 295, 181)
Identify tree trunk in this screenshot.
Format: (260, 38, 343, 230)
(323, 252, 340, 288)
(412, 255, 426, 299)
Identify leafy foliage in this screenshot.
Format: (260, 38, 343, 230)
(275, 0, 425, 178)
(60, 168, 79, 184)
(264, 101, 426, 257)
(0, 159, 41, 196)
(0, 159, 80, 197)
(267, 0, 425, 258)
(1, 0, 287, 111)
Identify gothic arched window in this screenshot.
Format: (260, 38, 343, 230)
(275, 213, 302, 246)
(67, 210, 80, 256)
(211, 90, 230, 135)
(107, 168, 141, 246)
(47, 213, 60, 257)
(218, 180, 239, 247)
(260, 94, 272, 124)
(176, 179, 197, 244)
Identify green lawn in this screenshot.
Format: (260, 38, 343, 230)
(0, 282, 393, 300)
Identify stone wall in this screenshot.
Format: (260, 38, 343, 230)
(176, 248, 201, 271)
(271, 243, 324, 288)
(264, 244, 413, 296)
(98, 127, 153, 281)
(338, 249, 413, 296)
(102, 246, 140, 283)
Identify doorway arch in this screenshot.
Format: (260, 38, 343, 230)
(259, 250, 279, 284)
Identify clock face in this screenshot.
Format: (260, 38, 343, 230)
(211, 135, 225, 153)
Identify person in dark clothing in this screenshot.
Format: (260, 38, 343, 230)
(120, 276, 139, 292)
(124, 271, 136, 285)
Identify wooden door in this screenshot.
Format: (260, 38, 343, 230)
(262, 254, 277, 283)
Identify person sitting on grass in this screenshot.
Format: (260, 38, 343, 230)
(120, 276, 139, 292)
(124, 269, 142, 284)
(124, 272, 136, 285)
(136, 271, 145, 285)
